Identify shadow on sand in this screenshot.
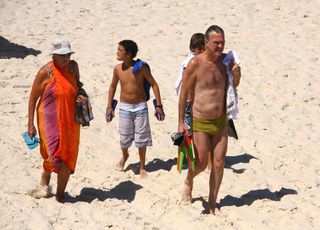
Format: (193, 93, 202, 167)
(125, 158, 177, 174)
(193, 187, 297, 214)
(225, 153, 258, 174)
(0, 36, 41, 59)
(125, 153, 257, 175)
(64, 180, 142, 203)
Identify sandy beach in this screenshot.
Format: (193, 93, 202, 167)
(1, 0, 319, 229)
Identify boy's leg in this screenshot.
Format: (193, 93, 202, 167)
(138, 146, 147, 178)
(118, 104, 134, 171)
(133, 103, 151, 178)
(116, 148, 129, 171)
(56, 162, 71, 203)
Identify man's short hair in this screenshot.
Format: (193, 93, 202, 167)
(118, 40, 138, 58)
(189, 33, 205, 52)
(205, 25, 224, 40)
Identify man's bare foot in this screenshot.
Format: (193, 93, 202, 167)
(139, 169, 148, 178)
(181, 180, 193, 202)
(116, 155, 129, 171)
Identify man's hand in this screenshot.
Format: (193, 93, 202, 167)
(231, 62, 241, 87)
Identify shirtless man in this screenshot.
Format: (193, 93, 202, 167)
(106, 40, 165, 178)
(178, 25, 241, 214)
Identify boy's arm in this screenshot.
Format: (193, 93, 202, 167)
(143, 67, 162, 107)
(106, 67, 119, 122)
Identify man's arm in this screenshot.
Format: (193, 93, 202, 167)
(232, 63, 241, 87)
(106, 67, 119, 122)
(178, 59, 197, 132)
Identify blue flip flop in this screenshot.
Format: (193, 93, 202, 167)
(22, 132, 40, 150)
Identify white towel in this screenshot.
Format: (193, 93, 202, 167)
(223, 50, 240, 120)
(174, 52, 195, 96)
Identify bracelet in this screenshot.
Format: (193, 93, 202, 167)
(156, 105, 163, 108)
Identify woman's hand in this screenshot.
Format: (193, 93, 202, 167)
(28, 123, 37, 138)
(76, 95, 86, 105)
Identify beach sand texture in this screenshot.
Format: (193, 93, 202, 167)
(1, 0, 319, 229)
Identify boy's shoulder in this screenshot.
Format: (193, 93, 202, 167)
(114, 63, 122, 70)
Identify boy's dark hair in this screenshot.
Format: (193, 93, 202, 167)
(189, 33, 205, 52)
(204, 25, 224, 40)
(118, 40, 138, 58)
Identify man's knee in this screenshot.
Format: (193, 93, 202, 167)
(214, 157, 225, 169)
(197, 159, 208, 172)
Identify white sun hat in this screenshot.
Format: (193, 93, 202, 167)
(51, 37, 75, 55)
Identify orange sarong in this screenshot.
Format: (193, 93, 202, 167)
(37, 61, 80, 173)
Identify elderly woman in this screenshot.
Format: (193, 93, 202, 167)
(27, 38, 85, 202)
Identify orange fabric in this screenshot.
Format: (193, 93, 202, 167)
(37, 61, 80, 173)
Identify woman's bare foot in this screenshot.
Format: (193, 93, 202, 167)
(56, 192, 64, 203)
(28, 184, 51, 199)
(181, 180, 193, 202)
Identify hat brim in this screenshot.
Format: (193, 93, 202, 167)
(51, 47, 75, 55)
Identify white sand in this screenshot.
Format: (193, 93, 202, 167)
(1, 0, 319, 229)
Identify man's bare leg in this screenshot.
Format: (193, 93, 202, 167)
(56, 162, 71, 203)
(138, 146, 147, 178)
(182, 131, 210, 202)
(207, 150, 213, 170)
(208, 127, 228, 214)
(116, 148, 129, 171)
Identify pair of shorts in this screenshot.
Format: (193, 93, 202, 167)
(192, 115, 228, 136)
(119, 102, 152, 148)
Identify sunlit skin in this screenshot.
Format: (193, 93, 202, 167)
(107, 44, 164, 178)
(178, 30, 241, 215)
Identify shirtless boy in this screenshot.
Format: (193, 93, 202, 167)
(178, 25, 241, 214)
(106, 40, 165, 178)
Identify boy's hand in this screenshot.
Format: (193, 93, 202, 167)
(154, 106, 165, 121)
(105, 107, 115, 122)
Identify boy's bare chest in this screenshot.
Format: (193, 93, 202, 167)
(118, 70, 144, 85)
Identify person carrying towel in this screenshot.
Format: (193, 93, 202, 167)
(106, 40, 165, 178)
(178, 25, 241, 215)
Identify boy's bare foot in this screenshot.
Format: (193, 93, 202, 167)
(116, 155, 129, 171)
(181, 180, 193, 202)
(139, 169, 148, 178)
(208, 202, 225, 216)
